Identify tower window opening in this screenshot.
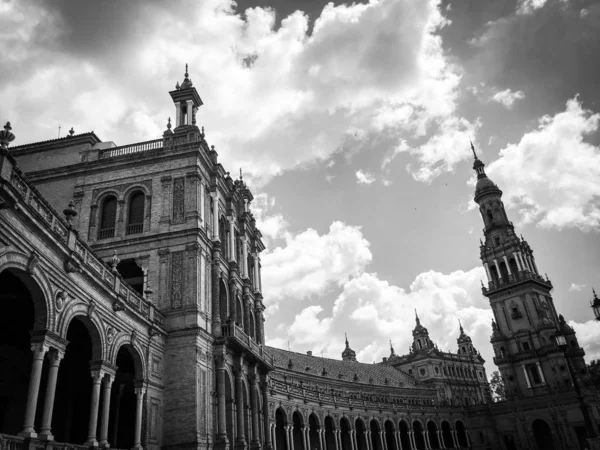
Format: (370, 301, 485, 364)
(487, 210, 493, 222)
(494, 236, 501, 246)
(117, 258, 144, 296)
(98, 195, 117, 239)
(126, 191, 145, 235)
(417, 339, 422, 349)
(527, 364, 542, 385)
(522, 341, 530, 351)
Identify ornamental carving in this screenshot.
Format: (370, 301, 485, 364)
(172, 177, 185, 224)
(171, 251, 184, 308)
(55, 291, 68, 312)
(106, 326, 116, 344)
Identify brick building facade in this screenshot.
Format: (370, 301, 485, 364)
(0, 70, 599, 450)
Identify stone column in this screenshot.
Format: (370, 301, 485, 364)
(261, 378, 272, 450)
(186, 100, 194, 125)
(19, 343, 48, 438)
(493, 259, 501, 280)
(285, 425, 293, 450)
(379, 431, 386, 450)
(216, 356, 228, 444)
(89, 204, 98, 241)
(408, 431, 415, 450)
(536, 362, 546, 384)
(394, 431, 402, 450)
(212, 244, 222, 336)
(38, 349, 64, 440)
(85, 370, 104, 446)
(250, 379, 260, 449)
(175, 102, 181, 127)
(242, 237, 249, 279)
(160, 176, 173, 223)
(437, 431, 444, 449)
(229, 218, 236, 262)
(365, 431, 372, 450)
(483, 262, 491, 283)
(200, 180, 206, 225)
(422, 431, 430, 450)
(503, 255, 512, 275)
(513, 253, 522, 271)
(351, 430, 357, 450)
(253, 254, 260, 293)
(254, 307, 263, 344)
(451, 431, 458, 449)
(132, 385, 146, 450)
(212, 191, 220, 241)
(98, 373, 114, 448)
(235, 370, 246, 448)
(521, 365, 532, 388)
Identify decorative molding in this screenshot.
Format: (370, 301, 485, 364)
(172, 177, 185, 224)
(27, 251, 40, 274)
(171, 251, 184, 308)
(91, 179, 152, 204)
(55, 290, 68, 312)
(106, 326, 117, 344)
(65, 254, 82, 274)
(87, 300, 96, 318)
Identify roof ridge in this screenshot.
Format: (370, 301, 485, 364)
(10, 131, 101, 150)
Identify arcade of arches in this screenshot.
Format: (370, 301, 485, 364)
(271, 408, 469, 450)
(0, 268, 146, 448)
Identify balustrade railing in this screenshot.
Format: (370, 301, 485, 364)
(3, 164, 164, 330)
(484, 270, 552, 293)
(126, 223, 144, 235)
(97, 227, 115, 240)
(98, 138, 163, 159)
(220, 322, 273, 365)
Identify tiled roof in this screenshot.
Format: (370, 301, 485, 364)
(10, 132, 102, 150)
(266, 346, 418, 388)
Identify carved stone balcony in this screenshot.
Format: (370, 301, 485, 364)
(220, 321, 273, 368)
(482, 271, 552, 295)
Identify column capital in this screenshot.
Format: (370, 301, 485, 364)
(30, 342, 49, 358)
(47, 349, 64, 366)
(134, 386, 147, 397)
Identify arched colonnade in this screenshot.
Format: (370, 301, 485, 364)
(0, 260, 149, 449)
(270, 407, 470, 450)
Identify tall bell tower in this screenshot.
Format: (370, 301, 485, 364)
(471, 143, 586, 399)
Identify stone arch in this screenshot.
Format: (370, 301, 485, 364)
(398, 420, 411, 450)
(412, 420, 426, 450)
(275, 407, 289, 450)
(531, 418, 556, 450)
(355, 417, 368, 450)
(58, 307, 105, 361)
(440, 421, 453, 448)
(110, 338, 146, 380)
(293, 410, 306, 450)
(426, 420, 440, 449)
(0, 249, 52, 331)
(384, 420, 396, 450)
(455, 420, 468, 447)
(308, 412, 321, 450)
(122, 183, 151, 201)
(324, 415, 337, 450)
(370, 418, 382, 450)
(340, 416, 352, 450)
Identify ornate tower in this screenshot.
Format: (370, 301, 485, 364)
(457, 320, 476, 356)
(342, 333, 357, 362)
(169, 64, 204, 129)
(471, 144, 586, 398)
(412, 310, 435, 352)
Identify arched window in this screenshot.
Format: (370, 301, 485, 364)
(486, 210, 493, 222)
(98, 196, 117, 239)
(127, 191, 145, 235)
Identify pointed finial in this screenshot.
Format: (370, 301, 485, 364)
(185, 63, 189, 77)
(479, 238, 483, 246)
(110, 250, 120, 274)
(470, 140, 477, 159)
(520, 234, 524, 241)
(240, 168, 243, 180)
(594, 287, 598, 299)
(415, 309, 420, 325)
(345, 332, 349, 348)
(458, 318, 464, 334)
(0, 121, 16, 149)
(176, 81, 180, 90)
(167, 117, 171, 130)
(201, 126, 205, 137)
(480, 279, 484, 288)
(390, 339, 395, 355)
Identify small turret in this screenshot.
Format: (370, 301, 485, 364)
(412, 310, 435, 352)
(456, 319, 476, 355)
(342, 333, 357, 362)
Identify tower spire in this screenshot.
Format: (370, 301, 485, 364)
(415, 309, 420, 325)
(458, 318, 464, 334)
(470, 140, 477, 159)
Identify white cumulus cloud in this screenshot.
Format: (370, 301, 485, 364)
(356, 170, 376, 184)
(261, 221, 372, 309)
(486, 97, 600, 230)
(490, 88, 525, 109)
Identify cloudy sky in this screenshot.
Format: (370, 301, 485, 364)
(2, 0, 600, 375)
